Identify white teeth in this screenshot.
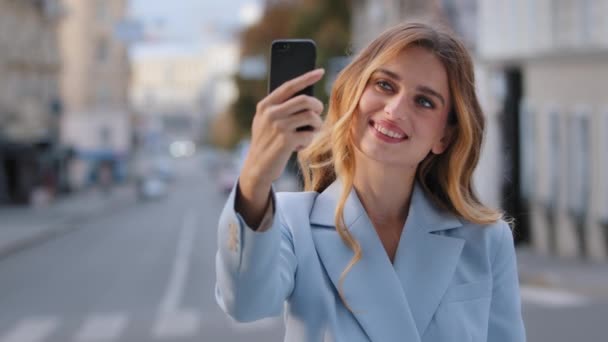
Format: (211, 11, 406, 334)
(373, 123, 405, 139)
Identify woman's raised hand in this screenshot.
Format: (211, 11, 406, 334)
(236, 69, 325, 227)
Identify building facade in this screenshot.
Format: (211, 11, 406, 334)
(130, 41, 238, 144)
(352, 0, 443, 51)
(352, 0, 608, 261)
(59, 0, 132, 189)
(479, 0, 608, 261)
(0, 0, 65, 204)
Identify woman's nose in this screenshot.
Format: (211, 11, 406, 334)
(383, 94, 409, 119)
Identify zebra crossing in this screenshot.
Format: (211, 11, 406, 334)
(73, 313, 128, 341)
(0, 316, 59, 342)
(153, 310, 200, 339)
(0, 310, 283, 342)
(0, 287, 589, 342)
(520, 285, 590, 308)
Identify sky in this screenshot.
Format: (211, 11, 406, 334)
(128, 0, 262, 47)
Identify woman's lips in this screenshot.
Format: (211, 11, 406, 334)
(369, 119, 409, 141)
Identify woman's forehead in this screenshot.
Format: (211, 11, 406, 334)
(374, 46, 449, 96)
(385, 47, 446, 75)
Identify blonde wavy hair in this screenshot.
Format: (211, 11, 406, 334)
(297, 22, 505, 308)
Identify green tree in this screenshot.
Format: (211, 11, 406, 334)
(230, 0, 352, 140)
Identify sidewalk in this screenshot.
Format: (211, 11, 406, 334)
(517, 246, 608, 298)
(0, 184, 137, 259)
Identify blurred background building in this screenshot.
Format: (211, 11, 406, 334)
(351, 0, 608, 261)
(352, 0, 445, 51)
(0, 0, 65, 205)
(59, 0, 132, 191)
(0, 0, 605, 266)
(478, 0, 608, 261)
(130, 41, 238, 147)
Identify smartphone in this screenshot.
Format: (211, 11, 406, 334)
(268, 39, 317, 97)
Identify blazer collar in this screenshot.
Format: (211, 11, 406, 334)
(310, 179, 464, 341)
(310, 179, 463, 232)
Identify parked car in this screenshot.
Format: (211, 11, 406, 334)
(136, 174, 168, 200)
(133, 147, 174, 201)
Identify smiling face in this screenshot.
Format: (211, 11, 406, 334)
(352, 46, 453, 170)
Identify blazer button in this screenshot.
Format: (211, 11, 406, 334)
(228, 221, 238, 252)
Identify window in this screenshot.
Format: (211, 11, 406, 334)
(96, 85, 110, 107)
(99, 126, 111, 146)
(567, 110, 591, 218)
(541, 109, 563, 253)
(519, 100, 536, 202)
(601, 108, 608, 221)
(546, 110, 561, 210)
(96, 0, 109, 22)
(164, 66, 174, 84)
(552, 0, 578, 47)
(588, 0, 608, 47)
(96, 38, 109, 63)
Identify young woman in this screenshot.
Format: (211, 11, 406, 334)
(215, 22, 526, 342)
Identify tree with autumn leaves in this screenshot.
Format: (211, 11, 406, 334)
(213, 0, 351, 148)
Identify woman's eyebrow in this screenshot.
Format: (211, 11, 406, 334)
(375, 69, 446, 107)
(375, 68, 401, 81)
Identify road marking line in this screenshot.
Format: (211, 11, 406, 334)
(152, 310, 200, 339)
(520, 286, 589, 307)
(0, 316, 59, 342)
(74, 313, 127, 341)
(230, 316, 284, 332)
(159, 210, 197, 315)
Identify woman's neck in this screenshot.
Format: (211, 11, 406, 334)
(352, 158, 416, 229)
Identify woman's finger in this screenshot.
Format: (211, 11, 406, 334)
(265, 95, 324, 120)
(264, 69, 324, 106)
(280, 110, 323, 132)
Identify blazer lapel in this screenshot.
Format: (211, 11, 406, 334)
(392, 183, 464, 336)
(310, 181, 421, 342)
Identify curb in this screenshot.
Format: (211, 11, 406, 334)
(0, 189, 137, 260)
(518, 269, 608, 299)
(0, 224, 80, 260)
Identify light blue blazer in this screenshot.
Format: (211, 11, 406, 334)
(215, 180, 526, 342)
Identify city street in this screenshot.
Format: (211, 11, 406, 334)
(0, 156, 284, 342)
(0, 154, 606, 342)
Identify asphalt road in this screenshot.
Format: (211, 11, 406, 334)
(0, 154, 605, 341)
(0, 157, 284, 342)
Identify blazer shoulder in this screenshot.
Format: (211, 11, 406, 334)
(457, 217, 512, 240)
(453, 218, 515, 261)
(275, 191, 318, 224)
(481, 219, 514, 249)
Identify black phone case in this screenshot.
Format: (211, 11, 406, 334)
(268, 39, 317, 97)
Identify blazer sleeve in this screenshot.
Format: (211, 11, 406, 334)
(215, 180, 297, 322)
(487, 221, 527, 341)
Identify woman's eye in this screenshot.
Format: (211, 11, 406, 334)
(416, 96, 434, 109)
(375, 80, 393, 92)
